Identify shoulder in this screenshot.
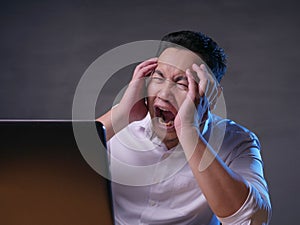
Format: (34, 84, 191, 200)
(213, 114, 260, 147)
(210, 115, 261, 161)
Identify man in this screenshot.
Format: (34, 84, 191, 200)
(98, 31, 271, 224)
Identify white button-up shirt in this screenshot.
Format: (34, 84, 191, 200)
(108, 113, 271, 225)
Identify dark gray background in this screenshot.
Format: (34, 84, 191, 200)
(1, 0, 299, 224)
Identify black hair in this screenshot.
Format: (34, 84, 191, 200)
(158, 31, 227, 82)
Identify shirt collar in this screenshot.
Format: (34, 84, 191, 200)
(138, 111, 213, 145)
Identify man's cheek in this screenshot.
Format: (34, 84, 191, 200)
(175, 94, 188, 110)
(146, 84, 158, 101)
(146, 82, 156, 95)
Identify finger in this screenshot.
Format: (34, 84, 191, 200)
(135, 57, 158, 72)
(186, 69, 199, 102)
(193, 64, 218, 103)
(134, 63, 157, 79)
(200, 64, 219, 96)
(199, 64, 216, 99)
(192, 64, 208, 97)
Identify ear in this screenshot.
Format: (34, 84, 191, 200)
(209, 85, 223, 111)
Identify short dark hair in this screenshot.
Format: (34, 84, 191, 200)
(159, 31, 227, 82)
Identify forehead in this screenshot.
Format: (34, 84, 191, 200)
(158, 47, 203, 72)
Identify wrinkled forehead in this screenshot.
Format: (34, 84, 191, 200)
(158, 47, 204, 72)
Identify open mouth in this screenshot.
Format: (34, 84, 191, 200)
(154, 106, 176, 128)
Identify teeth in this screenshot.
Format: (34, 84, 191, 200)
(158, 117, 164, 124)
(157, 106, 169, 112)
(158, 118, 174, 127)
(166, 121, 174, 127)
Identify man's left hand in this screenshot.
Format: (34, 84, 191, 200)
(174, 63, 218, 137)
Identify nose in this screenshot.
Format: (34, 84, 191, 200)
(157, 79, 174, 101)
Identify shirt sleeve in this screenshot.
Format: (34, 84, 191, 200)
(218, 131, 272, 225)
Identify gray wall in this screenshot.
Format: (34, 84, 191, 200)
(1, 0, 299, 224)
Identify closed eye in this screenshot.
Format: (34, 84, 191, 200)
(151, 70, 165, 81)
(175, 76, 188, 89)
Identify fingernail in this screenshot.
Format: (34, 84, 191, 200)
(192, 63, 198, 69)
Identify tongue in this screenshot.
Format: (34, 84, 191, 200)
(161, 111, 175, 123)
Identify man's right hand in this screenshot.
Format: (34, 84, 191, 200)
(118, 58, 158, 123)
(97, 58, 157, 141)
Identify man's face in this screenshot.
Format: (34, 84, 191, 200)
(147, 47, 202, 149)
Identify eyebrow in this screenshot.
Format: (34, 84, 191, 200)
(174, 75, 188, 82)
(153, 69, 164, 77)
(153, 69, 188, 82)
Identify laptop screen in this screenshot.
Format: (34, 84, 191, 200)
(0, 120, 114, 225)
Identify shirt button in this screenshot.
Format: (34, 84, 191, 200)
(161, 153, 169, 160)
(153, 178, 159, 183)
(149, 200, 157, 207)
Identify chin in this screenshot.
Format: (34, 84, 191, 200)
(152, 118, 179, 149)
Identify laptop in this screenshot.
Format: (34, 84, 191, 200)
(0, 120, 115, 225)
